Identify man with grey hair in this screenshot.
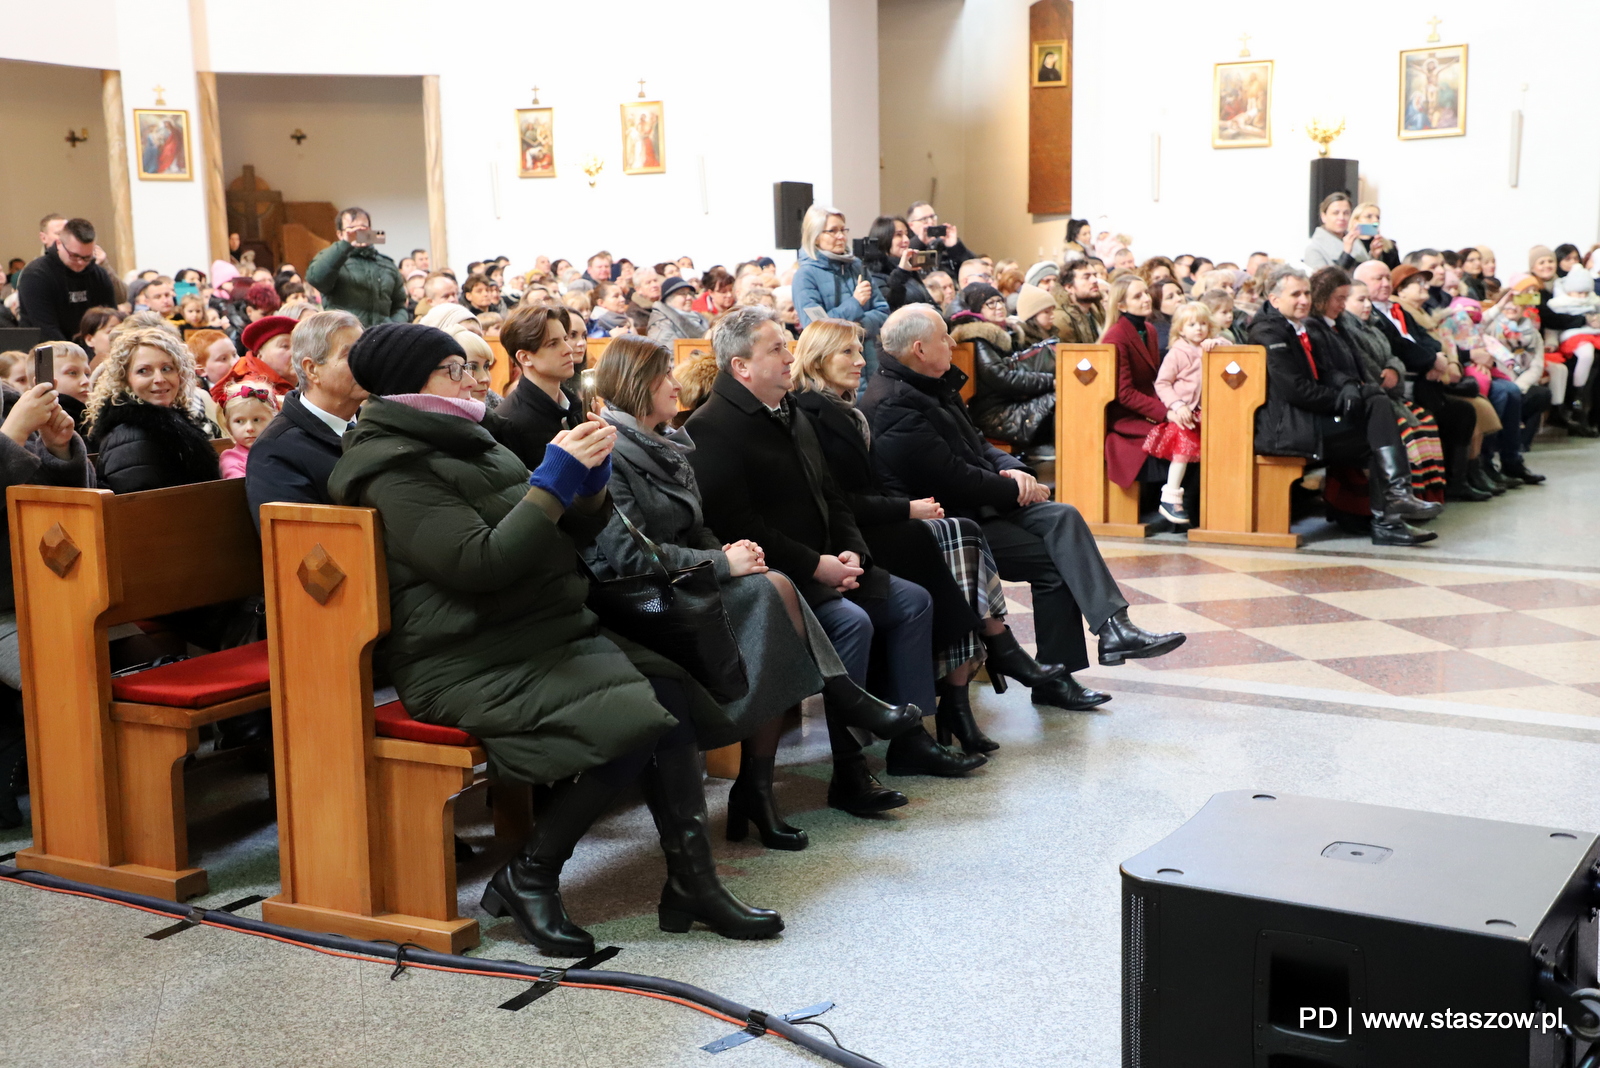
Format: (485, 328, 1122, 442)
(689, 305, 985, 814)
(245, 310, 367, 528)
(862, 306, 1186, 711)
(626, 265, 661, 334)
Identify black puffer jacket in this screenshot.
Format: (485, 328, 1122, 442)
(87, 397, 221, 493)
(958, 319, 1055, 449)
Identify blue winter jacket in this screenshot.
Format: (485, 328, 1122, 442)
(792, 251, 890, 340)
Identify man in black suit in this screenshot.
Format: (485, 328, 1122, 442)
(688, 306, 982, 815)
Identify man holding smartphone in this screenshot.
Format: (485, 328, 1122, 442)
(305, 206, 409, 327)
(906, 202, 977, 278)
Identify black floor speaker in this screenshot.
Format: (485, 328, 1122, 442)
(1122, 791, 1600, 1067)
(1309, 158, 1359, 236)
(773, 181, 813, 250)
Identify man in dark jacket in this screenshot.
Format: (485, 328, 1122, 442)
(906, 202, 977, 279)
(861, 306, 1182, 711)
(17, 217, 116, 341)
(245, 310, 366, 527)
(687, 306, 981, 811)
(305, 208, 408, 327)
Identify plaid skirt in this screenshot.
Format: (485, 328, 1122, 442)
(922, 517, 1007, 677)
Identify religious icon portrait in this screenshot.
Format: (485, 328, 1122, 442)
(620, 101, 665, 175)
(133, 109, 192, 180)
(1212, 61, 1273, 149)
(1031, 40, 1067, 88)
(516, 107, 555, 178)
(1398, 44, 1467, 140)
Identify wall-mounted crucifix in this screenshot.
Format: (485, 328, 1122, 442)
(530, 85, 540, 104)
(65, 128, 89, 148)
(637, 78, 647, 99)
(290, 129, 307, 145)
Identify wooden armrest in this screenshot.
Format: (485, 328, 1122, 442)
(374, 736, 486, 768)
(110, 691, 272, 729)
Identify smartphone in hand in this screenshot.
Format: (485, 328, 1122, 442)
(33, 345, 54, 389)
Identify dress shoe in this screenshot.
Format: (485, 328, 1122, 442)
(980, 626, 1065, 694)
(934, 682, 999, 754)
(827, 756, 908, 815)
(1097, 609, 1186, 666)
(726, 754, 807, 851)
(821, 675, 922, 739)
(1030, 674, 1113, 711)
(885, 723, 987, 776)
(1464, 459, 1502, 497)
(1502, 461, 1545, 484)
(1483, 459, 1521, 489)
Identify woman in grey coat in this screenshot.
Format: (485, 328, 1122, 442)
(587, 337, 864, 852)
(1303, 192, 1372, 271)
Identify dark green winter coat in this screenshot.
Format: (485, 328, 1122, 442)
(305, 241, 409, 327)
(326, 397, 732, 784)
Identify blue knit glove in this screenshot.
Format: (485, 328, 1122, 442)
(527, 443, 589, 509)
(577, 455, 612, 499)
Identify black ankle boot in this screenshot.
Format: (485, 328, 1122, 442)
(935, 682, 998, 755)
(643, 744, 783, 939)
(0, 686, 25, 830)
(1502, 459, 1545, 484)
(827, 755, 907, 815)
(726, 752, 807, 851)
(1030, 674, 1112, 711)
(1097, 609, 1186, 666)
(1464, 458, 1502, 497)
(480, 771, 618, 957)
(980, 626, 1065, 693)
(885, 723, 987, 776)
(1483, 458, 1521, 489)
(821, 675, 922, 739)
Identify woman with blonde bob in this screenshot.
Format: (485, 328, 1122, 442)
(789, 319, 1067, 755)
(791, 204, 891, 376)
(85, 326, 221, 493)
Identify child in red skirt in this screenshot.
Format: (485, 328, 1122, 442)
(1146, 302, 1222, 525)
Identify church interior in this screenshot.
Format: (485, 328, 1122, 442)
(5, 2, 1600, 1066)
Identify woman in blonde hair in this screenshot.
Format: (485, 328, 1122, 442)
(85, 326, 221, 493)
(789, 319, 1066, 754)
(1351, 203, 1400, 269)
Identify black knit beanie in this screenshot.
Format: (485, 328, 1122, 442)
(346, 323, 466, 396)
(960, 283, 1003, 314)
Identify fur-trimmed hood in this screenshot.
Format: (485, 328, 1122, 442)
(951, 318, 1014, 354)
(87, 397, 221, 492)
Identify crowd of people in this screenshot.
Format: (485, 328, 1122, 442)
(0, 194, 1592, 952)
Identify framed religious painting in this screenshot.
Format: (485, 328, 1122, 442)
(620, 101, 665, 175)
(133, 108, 193, 180)
(516, 107, 555, 178)
(1212, 61, 1272, 148)
(1031, 40, 1067, 88)
(1398, 44, 1467, 140)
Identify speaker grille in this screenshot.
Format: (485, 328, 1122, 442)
(1124, 887, 1155, 1067)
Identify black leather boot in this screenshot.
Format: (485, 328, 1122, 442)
(643, 743, 783, 939)
(1483, 458, 1521, 489)
(480, 771, 619, 957)
(1464, 458, 1501, 497)
(1369, 451, 1436, 546)
(1447, 443, 1493, 500)
(1374, 445, 1443, 520)
(934, 681, 998, 754)
(885, 723, 987, 776)
(1097, 609, 1186, 666)
(0, 686, 25, 830)
(726, 750, 807, 851)
(980, 626, 1066, 693)
(827, 754, 907, 815)
(1029, 674, 1113, 711)
(821, 675, 922, 739)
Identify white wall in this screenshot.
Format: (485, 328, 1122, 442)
(217, 74, 429, 262)
(0, 60, 118, 271)
(0, 0, 119, 70)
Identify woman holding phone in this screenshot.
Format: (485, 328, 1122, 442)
(1303, 193, 1372, 271)
(792, 204, 891, 377)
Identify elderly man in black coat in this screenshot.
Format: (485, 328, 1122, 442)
(860, 306, 1185, 710)
(245, 310, 367, 525)
(687, 306, 983, 816)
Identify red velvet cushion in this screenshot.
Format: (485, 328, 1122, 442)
(374, 701, 476, 747)
(110, 641, 271, 708)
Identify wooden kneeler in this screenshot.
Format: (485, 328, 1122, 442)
(1054, 343, 1151, 538)
(259, 503, 482, 953)
(1188, 345, 1306, 549)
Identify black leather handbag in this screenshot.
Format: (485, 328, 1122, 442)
(583, 506, 750, 704)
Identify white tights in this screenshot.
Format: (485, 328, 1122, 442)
(1161, 459, 1188, 502)
(1572, 341, 1594, 389)
(1547, 361, 1569, 406)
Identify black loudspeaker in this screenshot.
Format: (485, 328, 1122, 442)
(1122, 791, 1600, 1067)
(773, 182, 813, 250)
(1309, 158, 1360, 236)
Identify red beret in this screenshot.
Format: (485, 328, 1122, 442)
(241, 315, 296, 356)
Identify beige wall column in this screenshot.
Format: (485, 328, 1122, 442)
(99, 70, 136, 276)
(195, 71, 228, 264)
(421, 74, 448, 272)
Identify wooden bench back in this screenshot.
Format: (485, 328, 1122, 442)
(586, 338, 610, 366)
(950, 341, 977, 401)
(1196, 345, 1270, 533)
(1054, 343, 1149, 537)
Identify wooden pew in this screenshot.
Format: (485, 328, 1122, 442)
(950, 341, 977, 401)
(1187, 345, 1305, 549)
(8, 480, 268, 900)
(258, 503, 482, 953)
(1053, 343, 1152, 538)
(586, 338, 610, 367)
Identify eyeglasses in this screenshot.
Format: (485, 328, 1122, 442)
(434, 361, 467, 381)
(984, 298, 1007, 309)
(910, 213, 938, 225)
(821, 227, 850, 237)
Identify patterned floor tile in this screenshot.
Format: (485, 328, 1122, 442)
(1389, 613, 1598, 650)
(1121, 630, 1299, 671)
(1006, 613, 1035, 645)
(1309, 586, 1504, 621)
(1448, 579, 1600, 611)
(1359, 564, 1526, 587)
(1317, 650, 1549, 695)
(1244, 620, 1452, 661)
(1431, 686, 1600, 718)
(1577, 682, 1600, 700)
(1120, 572, 1293, 604)
(1180, 659, 1389, 694)
(1188, 552, 1350, 572)
(1525, 606, 1600, 637)
(1181, 595, 1364, 630)
(1470, 641, 1600, 685)
(1249, 565, 1423, 594)
(1107, 553, 1232, 579)
(1121, 602, 1232, 635)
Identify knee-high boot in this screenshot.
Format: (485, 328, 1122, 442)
(1370, 446, 1438, 546)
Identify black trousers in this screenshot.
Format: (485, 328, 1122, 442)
(1316, 394, 1403, 465)
(980, 502, 1129, 673)
(1411, 380, 1476, 453)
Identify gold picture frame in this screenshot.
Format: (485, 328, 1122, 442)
(1212, 61, 1272, 149)
(1031, 40, 1067, 88)
(133, 108, 193, 180)
(516, 107, 555, 178)
(620, 100, 665, 175)
(1398, 44, 1467, 140)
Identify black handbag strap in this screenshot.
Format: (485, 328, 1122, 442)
(608, 503, 673, 579)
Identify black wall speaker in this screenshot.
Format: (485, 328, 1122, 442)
(1122, 791, 1600, 1067)
(1309, 158, 1360, 236)
(773, 182, 813, 250)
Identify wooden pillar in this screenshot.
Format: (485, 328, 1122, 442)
(195, 71, 229, 265)
(99, 71, 136, 275)
(1027, 0, 1073, 215)
(421, 75, 448, 272)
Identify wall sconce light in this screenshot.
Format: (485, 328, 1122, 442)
(65, 128, 89, 148)
(290, 129, 307, 145)
(583, 154, 604, 188)
(1305, 116, 1346, 158)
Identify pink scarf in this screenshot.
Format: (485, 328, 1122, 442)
(383, 393, 487, 422)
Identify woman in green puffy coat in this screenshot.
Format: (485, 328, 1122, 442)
(327, 323, 781, 957)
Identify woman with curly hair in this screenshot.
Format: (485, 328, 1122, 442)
(85, 326, 221, 493)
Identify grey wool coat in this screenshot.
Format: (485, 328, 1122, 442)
(586, 410, 846, 749)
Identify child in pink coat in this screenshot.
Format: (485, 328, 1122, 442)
(1145, 302, 1221, 525)
(216, 382, 278, 479)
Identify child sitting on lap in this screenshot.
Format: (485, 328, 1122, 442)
(1146, 302, 1221, 526)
